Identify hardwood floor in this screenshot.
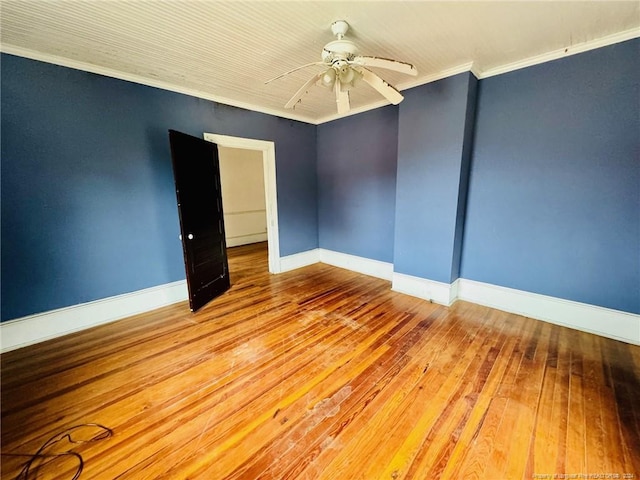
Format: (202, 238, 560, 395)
(2, 242, 639, 479)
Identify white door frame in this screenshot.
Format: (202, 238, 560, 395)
(203, 133, 281, 273)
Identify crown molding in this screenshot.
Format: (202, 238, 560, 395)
(476, 26, 640, 79)
(3, 26, 638, 125)
(316, 26, 639, 123)
(0, 44, 317, 125)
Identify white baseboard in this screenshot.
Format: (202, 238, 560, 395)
(277, 248, 394, 282)
(391, 272, 458, 306)
(4, 258, 637, 352)
(391, 274, 639, 344)
(319, 249, 393, 281)
(226, 233, 268, 248)
(1, 280, 188, 353)
(279, 249, 320, 273)
(457, 279, 639, 345)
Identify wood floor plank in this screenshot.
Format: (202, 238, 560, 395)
(409, 312, 512, 479)
(565, 352, 587, 475)
(310, 305, 487, 479)
(582, 334, 611, 476)
(600, 335, 640, 474)
(377, 309, 511, 480)
(273, 309, 456, 480)
(153, 311, 413, 479)
(2, 242, 639, 479)
(436, 312, 520, 480)
(224, 311, 439, 480)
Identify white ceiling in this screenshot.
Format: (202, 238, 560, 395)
(1, 1, 638, 124)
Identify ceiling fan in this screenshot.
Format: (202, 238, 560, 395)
(266, 20, 418, 114)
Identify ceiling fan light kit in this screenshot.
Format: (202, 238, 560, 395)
(267, 20, 417, 115)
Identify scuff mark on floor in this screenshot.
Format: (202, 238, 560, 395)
(232, 339, 264, 364)
(320, 435, 341, 452)
(298, 310, 369, 332)
(306, 385, 353, 428)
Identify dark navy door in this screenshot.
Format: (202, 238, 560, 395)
(169, 130, 230, 312)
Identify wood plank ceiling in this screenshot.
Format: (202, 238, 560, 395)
(1, 1, 639, 124)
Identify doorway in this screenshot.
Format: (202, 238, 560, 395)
(203, 133, 280, 274)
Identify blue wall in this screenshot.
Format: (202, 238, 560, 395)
(317, 106, 398, 263)
(394, 72, 478, 283)
(1, 54, 318, 321)
(2, 38, 638, 322)
(461, 39, 640, 313)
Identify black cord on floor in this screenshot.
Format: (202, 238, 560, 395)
(1, 423, 113, 480)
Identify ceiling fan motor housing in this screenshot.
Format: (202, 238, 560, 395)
(322, 39, 358, 63)
(322, 20, 358, 63)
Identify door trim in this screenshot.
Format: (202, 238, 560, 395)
(203, 133, 281, 273)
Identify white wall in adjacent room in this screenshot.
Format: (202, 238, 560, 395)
(218, 146, 267, 247)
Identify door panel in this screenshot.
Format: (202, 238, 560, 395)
(169, 130, 230, 311)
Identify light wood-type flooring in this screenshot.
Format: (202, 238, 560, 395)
(2, 242, 639, 479)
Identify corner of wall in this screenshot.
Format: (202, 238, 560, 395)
(279, 249, 321, 272)
(451, 73, 479, 282)
(391, 272, 457, 306)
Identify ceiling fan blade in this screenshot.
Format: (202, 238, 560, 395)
(265, 62, 325, 84)
(351, 66, 404, 105)
(284, 72, 323, 109)
(335, 79, 350, 114)
(351, 56, 417, 76)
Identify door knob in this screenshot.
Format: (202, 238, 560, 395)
(188, 233, 194, 240)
